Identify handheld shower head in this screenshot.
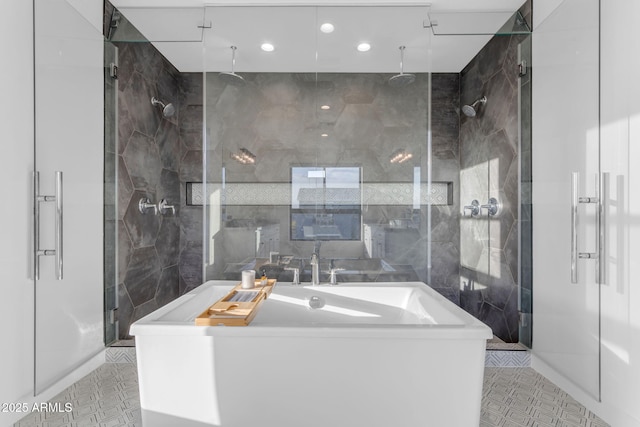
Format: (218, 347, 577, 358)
(462, 96, 487, 118)
(151, 97, 175, 118)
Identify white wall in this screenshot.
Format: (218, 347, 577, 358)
(532, 0, 565, 29)
(0, 0, 104, 425)
(65, 0, 103, 31)
(0, 0, 36, 425)
(599, 0, 640, 425)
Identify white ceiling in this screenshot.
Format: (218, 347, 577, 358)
(111, 0, 527, 73)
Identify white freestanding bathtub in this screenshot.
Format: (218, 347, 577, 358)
(130, 281, 492, 427)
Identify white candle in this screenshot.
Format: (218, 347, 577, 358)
(241, 270, 256, 289)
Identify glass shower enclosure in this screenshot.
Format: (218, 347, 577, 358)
(105, 2, 531, 346)
(200, 5, 434, 291)
(198, 5, 531, 345)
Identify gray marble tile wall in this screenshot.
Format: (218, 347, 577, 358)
(458, 27, 530, 342)
(430, 74, 462, 302)
(110, 39, 182, 338)
(177, 73, 205, 296)
(105, 21, 204, 338)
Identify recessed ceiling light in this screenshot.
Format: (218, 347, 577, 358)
(321, 133, 329, 137)
(357, 43, 371, 52)
(261, 43, 275, 52)
(320, 105, 330, 110)
(320, 23, 335, 34)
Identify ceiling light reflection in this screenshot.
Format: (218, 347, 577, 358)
(261, 43, 275, 52)
(390, 149, 413, 164)
(231, 148, 256, 165)
(320, 23, 334, 33)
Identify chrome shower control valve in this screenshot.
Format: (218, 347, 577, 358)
(481, 197, 501, 216)
(463, 200, 480, 217)
(138, 198, 158, 215)
(158, 199, 176, 215)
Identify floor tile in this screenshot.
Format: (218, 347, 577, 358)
(15, 364, 610, 427)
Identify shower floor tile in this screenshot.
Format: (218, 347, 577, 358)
(14, 364, 609, 427)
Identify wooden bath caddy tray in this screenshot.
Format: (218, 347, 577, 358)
(195, 279, 277, 326)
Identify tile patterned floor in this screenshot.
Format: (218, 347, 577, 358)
(15, 364, 609, 427)
(14, 364, 141, 427)
(482, 368, 609, 427)
(485, 350, 531, 367)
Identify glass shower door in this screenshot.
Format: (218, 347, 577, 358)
(454, 11, 532, 345)
(201, 5, 433, 285)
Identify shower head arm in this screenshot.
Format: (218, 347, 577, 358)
(471, 96, 487, 108)
(230, 46, 237, 74)
(151, 97, 166, 108)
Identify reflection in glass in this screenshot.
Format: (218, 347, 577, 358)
(290, 167, 361, 241)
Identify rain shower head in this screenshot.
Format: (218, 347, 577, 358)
(388, 46, 415, 88)
(219, 46, 246, 87)
(151, 97, 175, 118)
(462, 96, 487, 117)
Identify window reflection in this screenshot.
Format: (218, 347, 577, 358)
(290, 166, 362, 241)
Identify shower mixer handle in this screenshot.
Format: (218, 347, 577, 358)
(481, 198, 501, 216)
(138, 198, 157, 215)
(328, 267, 345, 285)
(158, 199, 176, 215)
(463, 200, 480, 217)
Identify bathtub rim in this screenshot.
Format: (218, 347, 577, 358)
(129, 280, 492, 340)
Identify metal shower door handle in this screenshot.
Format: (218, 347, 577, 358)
(35, 171, 63, 280)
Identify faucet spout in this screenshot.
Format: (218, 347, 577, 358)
(310, 241, 321, 285)
(310, 252, 320, 285)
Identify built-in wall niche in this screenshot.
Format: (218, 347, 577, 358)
(186, 181, 453, 207)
